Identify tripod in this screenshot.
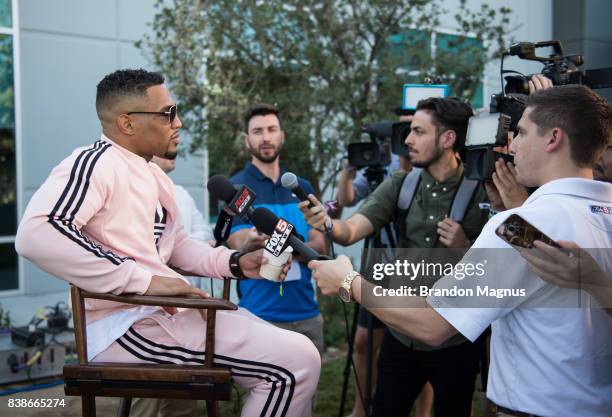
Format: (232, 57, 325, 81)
(338, 165, 395, 417)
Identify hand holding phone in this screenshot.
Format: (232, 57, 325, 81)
(495, 214, 560, 249)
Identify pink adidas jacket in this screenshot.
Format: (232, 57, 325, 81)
(16, 135, 234, 324)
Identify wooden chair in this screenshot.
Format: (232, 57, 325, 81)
(63, 279, 237, 417)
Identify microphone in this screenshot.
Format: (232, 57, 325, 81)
(213, 209, 233, 246)
(251, 207, 331, 262)
(281, 172, 313, 208)
(207, 175, 256, 221)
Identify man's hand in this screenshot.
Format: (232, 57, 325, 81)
(308, 255, 354, 296)
(520, 240, 608, 289)
(437, 218, 470, 248)
(528, 74, 554, 94)
(491, 159, 528, 210)
(298, 194, 331, 232)
(238, 227, 268, 253)
(145, 275, 209, 314)
(239, 249, 292, 280)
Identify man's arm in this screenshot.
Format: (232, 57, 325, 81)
(299, 195, 375, 246)
(15, 150, 152, 295)
(309, 255, 457, 346)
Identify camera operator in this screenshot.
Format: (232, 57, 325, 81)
(301, 97, 488, 417)
(336, 111, 433, 417)
(309, 85, 612, 417)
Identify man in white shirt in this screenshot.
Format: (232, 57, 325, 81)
(307, 85, 612, 417)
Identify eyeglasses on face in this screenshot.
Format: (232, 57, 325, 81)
(126, 104, 178, 124)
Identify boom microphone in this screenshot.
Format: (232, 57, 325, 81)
(251, 207, 331, 262)
(281, 172, 314, 208)
(207, 175, 256, 221)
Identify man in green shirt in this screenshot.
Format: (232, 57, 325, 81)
(300, 97, 488, 417)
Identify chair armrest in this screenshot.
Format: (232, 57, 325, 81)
(80, 291, 237, 311)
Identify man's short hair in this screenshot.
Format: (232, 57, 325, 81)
(416, 97, 474, 151)
(526, 85, 612, 167)
(96, 69, 164, 119)
(244, 103, 281, 133)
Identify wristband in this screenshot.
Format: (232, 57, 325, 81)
(229, 251, 247, 279)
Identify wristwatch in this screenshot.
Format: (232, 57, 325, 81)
(339, 271, 360, 303)
(229, 251, 247, 279)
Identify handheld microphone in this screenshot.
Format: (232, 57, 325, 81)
(281, 172, 314, 208)
(213, 209, 233, 246)
(207, 175, 256, 221)
(251, 207, 331, 262)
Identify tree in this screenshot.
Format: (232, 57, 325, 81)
(137, 0, 512, 194)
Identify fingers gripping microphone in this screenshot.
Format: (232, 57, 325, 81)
(251, 207, 331, 262)
(207, 175, 256, 221)
(281, 172, 314, 208)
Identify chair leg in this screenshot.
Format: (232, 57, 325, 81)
(81, 394, 96, 417)
(116, 398, 132, 417)
(206, 400, 219, 417)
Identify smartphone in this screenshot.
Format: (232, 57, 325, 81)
(495, 214, 560, 249)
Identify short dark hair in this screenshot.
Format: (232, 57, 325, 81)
(244, 103, 281, 133)
(96, 69, 164, 118)
(526, 85, 612, 167)
(415, 97, 474, 151)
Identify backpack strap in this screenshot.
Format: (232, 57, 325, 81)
(393, 168, 422, 241)
(448, 176, 480, 222)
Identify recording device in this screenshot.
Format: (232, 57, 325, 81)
(391, 121, 411, 157)
(281, 172, 313, 208)
(213, 210, 233, 246)
(251, 207, 331, 262)
(495, 214, 560, 249)
(464, 39, 612, 181)
(207, 175, 256, 221)
(502, 41, 612, 94)
(348, 121, 393, 169)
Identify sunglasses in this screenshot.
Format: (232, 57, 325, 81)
(127, 104, 178, 124)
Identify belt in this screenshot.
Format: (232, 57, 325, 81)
(487, 400, 541, 417)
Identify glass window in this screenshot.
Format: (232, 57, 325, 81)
(0, 243, 17, 291)
(0, 34, 15, 237)
(0, 0, 11, 28)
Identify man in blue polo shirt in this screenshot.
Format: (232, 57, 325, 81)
(227, 103, 327, 353)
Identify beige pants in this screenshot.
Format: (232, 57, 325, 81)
(130, 398, 198, 417)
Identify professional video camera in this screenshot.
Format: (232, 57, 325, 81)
(347, 122, 394, 189)
(464, 40, 612, 181)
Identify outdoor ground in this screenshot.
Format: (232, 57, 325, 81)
(0, 356, 487, 417)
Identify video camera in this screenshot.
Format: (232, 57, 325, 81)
(464, 40, 612, 181)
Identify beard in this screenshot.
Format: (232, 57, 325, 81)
(409, 145, 444, 168)
(164, 149, 178, 160)
(248, 143, 282, 163)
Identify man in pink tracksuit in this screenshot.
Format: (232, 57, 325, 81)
(15, 69, 320, 417)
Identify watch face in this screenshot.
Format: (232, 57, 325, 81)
(339, 287, 351, 303)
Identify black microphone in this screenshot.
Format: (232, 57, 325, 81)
(251, 207, 331, 262)
(281, 172, 314, 208)
(207, 175, 256, 221)
(213, 209, 233, 246)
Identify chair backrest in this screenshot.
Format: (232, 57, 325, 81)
(70, 286, 89, 365)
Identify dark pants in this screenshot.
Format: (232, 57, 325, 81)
(372, 330, 481, 417)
